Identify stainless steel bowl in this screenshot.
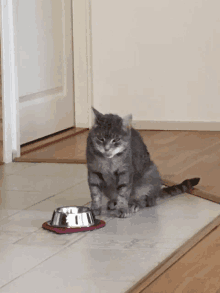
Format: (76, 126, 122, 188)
(50, 206, 95, 228)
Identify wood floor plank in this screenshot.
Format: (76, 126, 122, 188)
(141, 224, 220, 293)
(126, 215, 220, 293)
(149, 132, 220, 174)
(18, 130, 88, 161)
(14, 157, 86, 164)
(164, 142, 220, 199)
(20, 127, 87, 155)
(142, 130, 184, 151)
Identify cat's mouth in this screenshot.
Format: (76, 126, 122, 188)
(105, 152, 114, 158)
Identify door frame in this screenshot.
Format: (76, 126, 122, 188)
(1, 0, 93, 163)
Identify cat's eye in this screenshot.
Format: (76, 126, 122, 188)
(97, 137, 105, 142)
(112, 138, 120, 143)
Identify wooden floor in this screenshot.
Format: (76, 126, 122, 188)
(14, 128, 220, 292)
(146, 224, 220, 293)
(16, 127, 88, 164)
(15, 128, 220, 203)
(128, 215, 220, 293)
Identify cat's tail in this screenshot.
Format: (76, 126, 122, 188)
(161, 177, 200, 197)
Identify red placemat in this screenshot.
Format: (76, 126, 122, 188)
(42, 219, 106, 234)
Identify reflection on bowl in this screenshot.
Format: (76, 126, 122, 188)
(50, 206, 95, 228)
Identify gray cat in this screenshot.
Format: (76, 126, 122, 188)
(86, 108, 200, 218)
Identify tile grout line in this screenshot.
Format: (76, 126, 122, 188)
(23, 179, 88, 211)
(12, 199, 93, 245)
(0, 213, 115, 290)
(2, 192, 216, 289)
(0, 233, 88, 290)
(0, 179, 87, 223)
(0, 162, 39, 176)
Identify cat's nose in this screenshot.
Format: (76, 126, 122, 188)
(104, 145, 111, 151)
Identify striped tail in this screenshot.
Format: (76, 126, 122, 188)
(161, 177, 200, 197)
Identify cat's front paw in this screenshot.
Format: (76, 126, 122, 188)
(107, 200, 117, 210)
(116, 208, 131, 218)
(91, 207, 102, 216)
(129, 204, 140, 213)
(146, 195, 156, 207)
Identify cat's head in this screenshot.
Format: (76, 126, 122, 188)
(91, 108, 132, 158)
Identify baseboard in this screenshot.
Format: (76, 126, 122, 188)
(132, 120, 220, 131)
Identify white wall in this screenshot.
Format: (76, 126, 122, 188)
(91, 0, 220, 123)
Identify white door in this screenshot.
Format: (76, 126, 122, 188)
(14, 0, 74, 145)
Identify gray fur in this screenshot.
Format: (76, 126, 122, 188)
(86, 108, 200, 218)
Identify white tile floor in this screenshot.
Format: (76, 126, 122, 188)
(0, 162, 220, 293)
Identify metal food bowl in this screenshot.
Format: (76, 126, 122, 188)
(50, 206, 95, 228)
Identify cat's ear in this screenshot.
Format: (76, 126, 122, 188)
(92, 107, 103, 118)
(92, 107, 103, 125)
(122, 114, 132, 129)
